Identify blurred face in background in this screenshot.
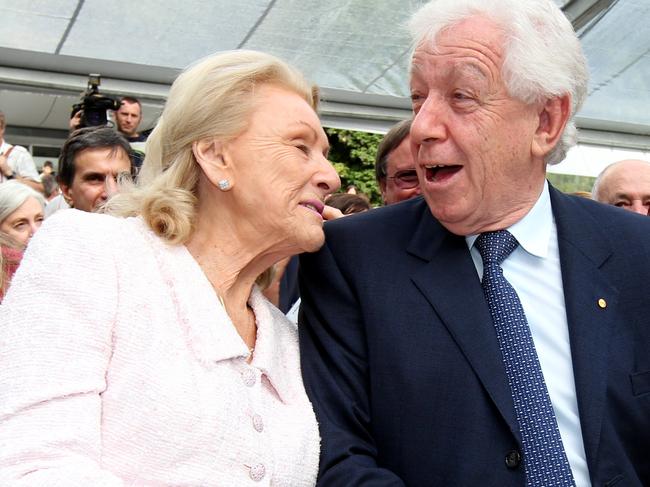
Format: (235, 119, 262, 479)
(380, 135, 421, 205)
(0, 196, 44, 247)
(595, 160, 650, 215)
(61, 146, 131, 212)
(115, 100, 142, 137)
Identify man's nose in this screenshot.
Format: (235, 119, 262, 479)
(630, 200, 650, 215)
(411, 96, 448, 147)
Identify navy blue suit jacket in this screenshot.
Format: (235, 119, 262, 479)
(299, 186, 650, 486)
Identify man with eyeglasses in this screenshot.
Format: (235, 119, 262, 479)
(375, 118, 421, 205)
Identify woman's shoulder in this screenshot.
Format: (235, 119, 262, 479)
(30, 210, 152, 264)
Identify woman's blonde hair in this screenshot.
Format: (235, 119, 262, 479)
(107, 50, 318, 246)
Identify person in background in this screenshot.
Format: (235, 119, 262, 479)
(114, 97, 146, 143)
(0, 181, 45, 249)
(325, 192, 371, 215)
(299, 0, 650, 485)
(592, 159, 650, 215)
(45, 126, 132, 216)
(0, 181, 46, 301)
(374, 118, 420, 205)
(0, 233, 22, 302)
(39, 161, 55, 179)
(114, 96, 147, 173)
(0, 111, 44, 193)
(41, 174, 60, 202)
(0, 49, 339, 486)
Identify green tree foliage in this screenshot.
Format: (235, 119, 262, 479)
(546, 173, 595, 194)
(326, 128, 383, 205)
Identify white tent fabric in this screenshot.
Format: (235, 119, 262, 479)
(0, 0, 648, 152)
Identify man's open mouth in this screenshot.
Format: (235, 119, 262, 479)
(424, 164, 463, 182)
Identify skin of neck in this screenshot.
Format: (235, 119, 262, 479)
(185, 179, 288, 318)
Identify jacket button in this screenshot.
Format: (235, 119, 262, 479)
(505, 450, 522, 469)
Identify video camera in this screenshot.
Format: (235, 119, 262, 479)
(72, 74, 120, 128)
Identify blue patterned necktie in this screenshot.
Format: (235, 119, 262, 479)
(475, 230, 576, 487)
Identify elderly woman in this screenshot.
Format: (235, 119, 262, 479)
(0, 181, 45, 299)
(0, 50, 340, 486)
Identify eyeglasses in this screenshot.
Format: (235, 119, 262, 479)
(386, 169, 419, 189)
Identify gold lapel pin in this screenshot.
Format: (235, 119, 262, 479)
(598, 298, 607, 309)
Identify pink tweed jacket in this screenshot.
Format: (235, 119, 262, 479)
(0, 210, 320, 486)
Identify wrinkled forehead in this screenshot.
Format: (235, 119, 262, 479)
(410, 15, 507, 77)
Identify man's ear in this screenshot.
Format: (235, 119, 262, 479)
(379, 178, 388, 201)
(192, 138, 234, 190)
(531, 94, 570, 160)
(60, 183, 74, 207)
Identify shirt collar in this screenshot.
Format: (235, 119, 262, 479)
(466, 181, 552, 258)
(248, 287, 301, 404)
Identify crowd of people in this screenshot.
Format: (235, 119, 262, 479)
(1, 0, 649, 485)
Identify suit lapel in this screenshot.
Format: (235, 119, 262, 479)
(407, 208, 520, 440)
(550, 187, 618, 467)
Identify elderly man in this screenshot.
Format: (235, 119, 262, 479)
(46, 126, 131, 215)
(592, 159, 650, 215)
(298, 1, 650, 486)
(375, 119, 421, 204)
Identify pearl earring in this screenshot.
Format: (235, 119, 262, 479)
(218, 179, 231, 191)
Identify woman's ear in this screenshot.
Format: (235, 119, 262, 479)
(192, 138, 234, 190)
(531, 94, 571, 160)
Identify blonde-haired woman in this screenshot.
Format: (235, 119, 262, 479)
(0, 50, 340, 486)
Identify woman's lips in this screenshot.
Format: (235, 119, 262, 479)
(299, 199, 325, 217)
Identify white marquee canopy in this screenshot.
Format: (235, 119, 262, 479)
(1, 0, 649, 167)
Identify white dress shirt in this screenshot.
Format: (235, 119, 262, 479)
(466, 182, 591, 487)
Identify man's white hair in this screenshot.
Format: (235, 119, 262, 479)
(408, 0, 589, 165)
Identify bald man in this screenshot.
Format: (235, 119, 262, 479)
(592, 159, 650, 215)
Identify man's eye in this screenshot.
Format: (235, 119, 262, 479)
(296, 144, 310, 155)
(453, 91, 472, 101)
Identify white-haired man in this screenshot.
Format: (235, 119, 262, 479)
(299, 1, 650, 486)
(592, 159, 650, 215)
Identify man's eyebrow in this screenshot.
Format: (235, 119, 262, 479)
(455, 62, 489, 81)
(81, 171, 106, 180)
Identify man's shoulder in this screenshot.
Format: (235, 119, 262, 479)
(552, 189, 650, 236)
(6, 144, 30, 156)
(325, 196, 431, 236)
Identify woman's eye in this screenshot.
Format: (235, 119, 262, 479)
(296, 144, 310, 155)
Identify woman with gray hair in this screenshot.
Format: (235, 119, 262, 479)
(0, 50, 340, 486)
(0, 181, 45, 300)
(0, 180, 45, 248)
